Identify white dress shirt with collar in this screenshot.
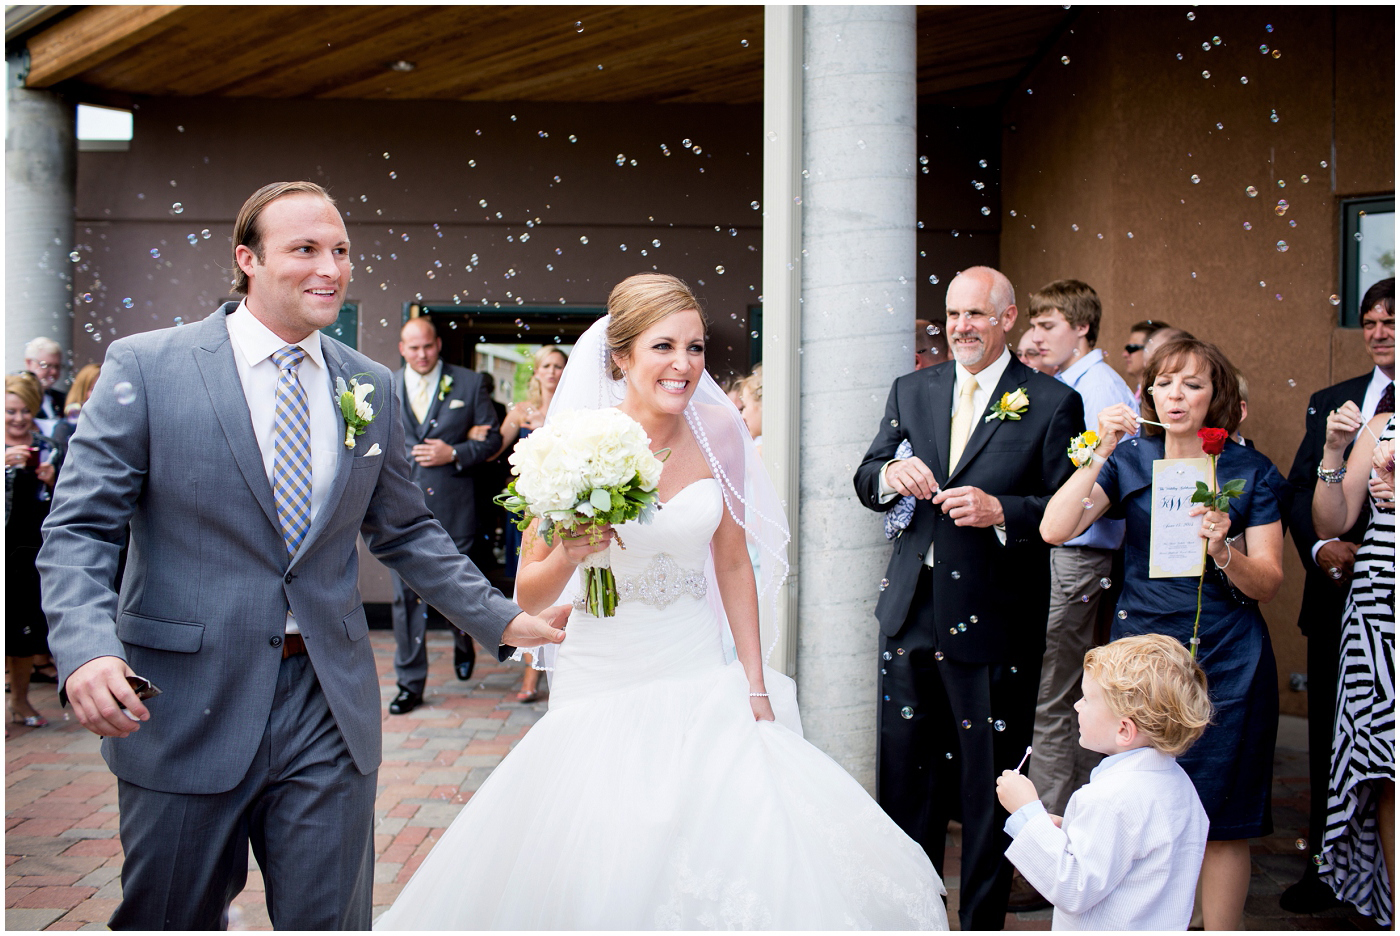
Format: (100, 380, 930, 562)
(403, 361, 444, 420)
(226, 300, 340, 633)
(1004, 745, 1209, 930)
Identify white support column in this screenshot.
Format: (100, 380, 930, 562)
(796, 5, 916, 790)
(6, 52, 76, 373)
(760, 5, 804, 678)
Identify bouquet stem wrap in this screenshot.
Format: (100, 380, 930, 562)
(579, 550, 618, 618)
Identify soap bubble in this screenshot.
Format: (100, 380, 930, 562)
(879, 578, 889, 591)
(1329, 294, 1341, 306)
(934, 651, 944, 661)
(950, 571, 960, 580)
(1276, 240, 1288, 252)
(994, 720, 1006, 731)
(579, 236, 589, 244)
(1243, 222, 1253, 231)
(171, 202, 183, 214)
(187, 234, 198, 245)
(1100, 577, 1112, 589)
(69, 251, 80, 262)
(113, 381, 137, 405)
(1117, 610, 1128, 620)
(901, 706, 914, 719)
(1190, 174, 1200, 184)
(150, 248, 161, 259)
(1276, 200, 1289, 216)
(122, 298, 134, 308)
(1246, 185, 1258, 197)
(716, 265, 725, 274)
(961, 720, 972, 729)
(1202, 70, 1211, 79)
(926, 324, 939, 335)
(1060, 55, 1070, 65)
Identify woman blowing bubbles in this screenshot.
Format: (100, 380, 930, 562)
(1040, 337, 1286, 931)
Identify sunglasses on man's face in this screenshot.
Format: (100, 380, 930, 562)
(1124, 343, 1145, 353)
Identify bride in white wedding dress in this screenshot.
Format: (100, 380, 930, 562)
(375, 274, 947, 930)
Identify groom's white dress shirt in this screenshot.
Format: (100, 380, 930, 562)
(1003, 746, 1209, 930)
(227, 301, 340, 633)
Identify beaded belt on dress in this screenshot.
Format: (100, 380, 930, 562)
(572, 552, 707, 611)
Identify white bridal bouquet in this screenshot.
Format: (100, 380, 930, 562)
(495, 407, 666, 616)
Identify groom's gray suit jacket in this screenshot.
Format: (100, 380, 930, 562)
(38, 303, 522, 795)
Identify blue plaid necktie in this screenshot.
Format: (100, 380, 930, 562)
(884, 438, 916, 540)
(271, 346, 313, 556)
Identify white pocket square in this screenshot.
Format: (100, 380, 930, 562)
(449, 399, 466, 409)
(361, 443, 382, 457)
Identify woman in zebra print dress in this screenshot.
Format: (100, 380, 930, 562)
(1313, 405, 1394, 926)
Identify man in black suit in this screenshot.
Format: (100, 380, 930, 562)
(388, 317, 503, 714)
(1281, 276, 1395, 912)
(854, 266, 1084, 930)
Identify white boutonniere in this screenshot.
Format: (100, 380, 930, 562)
(985, 387, 1030, 423)
(335, 375, 378, 449)
(437, 374, 453, 401)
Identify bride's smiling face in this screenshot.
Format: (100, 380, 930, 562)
(615, 309, 706, 416)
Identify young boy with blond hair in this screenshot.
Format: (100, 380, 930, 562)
(996, 634, 1213, 929)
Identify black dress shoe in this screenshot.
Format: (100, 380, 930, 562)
(454, 645, 475, 682)
(388, 687, 423, 715)
(1279, 873, 1344, 914)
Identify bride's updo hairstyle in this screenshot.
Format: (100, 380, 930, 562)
(605, 273, 707, 380)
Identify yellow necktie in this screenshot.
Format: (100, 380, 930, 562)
(411, 376, 431, 423)
(948, 377, 979, 472)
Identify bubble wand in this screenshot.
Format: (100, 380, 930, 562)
(1014, 745, 1032, 774)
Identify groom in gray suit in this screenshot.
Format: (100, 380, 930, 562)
(38, 181, 568, 930)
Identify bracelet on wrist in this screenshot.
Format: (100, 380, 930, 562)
(1317, 463, 1346, 484)
(749, 692, 769, 698)
(1215, 540, 1233, 570)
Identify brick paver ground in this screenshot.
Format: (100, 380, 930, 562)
(5, 632, 1381, 930)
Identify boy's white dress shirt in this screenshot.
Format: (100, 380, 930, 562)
(1004, 746, 1209, 930)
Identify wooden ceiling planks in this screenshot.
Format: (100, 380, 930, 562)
(27, 5, 1063, 106)
(36, 4, 765, 105)
(916, 5, 1071, 100)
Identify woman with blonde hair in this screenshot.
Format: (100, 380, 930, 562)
(377, 273, 947, 929)
(6, 374, 64, 728)
(482, 344, 568, 702)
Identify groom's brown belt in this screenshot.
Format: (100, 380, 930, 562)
(281, 634, 307, 659)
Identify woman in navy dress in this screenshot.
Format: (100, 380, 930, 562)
(1042, 337, 1286, 931)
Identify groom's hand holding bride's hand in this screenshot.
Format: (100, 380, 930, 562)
(502, 605, 572, 648)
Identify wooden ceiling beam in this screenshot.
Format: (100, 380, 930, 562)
(25, 5, 196, 87)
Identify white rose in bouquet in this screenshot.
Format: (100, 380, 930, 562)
(496, 407, 667, 616)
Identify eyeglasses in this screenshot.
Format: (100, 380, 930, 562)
(1123, 343, 1145, 353)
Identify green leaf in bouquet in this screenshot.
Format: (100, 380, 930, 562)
(1189, 481, 1214, 505)
(589, 488, 612, 511)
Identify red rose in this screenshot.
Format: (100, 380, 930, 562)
(1197, 427, 1229, 456)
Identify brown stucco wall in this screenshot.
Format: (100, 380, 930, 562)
(72, 97, 763, 601)
(999, 6, 1395, 716)
(72, 97, 763, 375)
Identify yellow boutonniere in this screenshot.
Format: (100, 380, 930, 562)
(985, 387, 1030, 423)
(437, 374, 454, 401)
